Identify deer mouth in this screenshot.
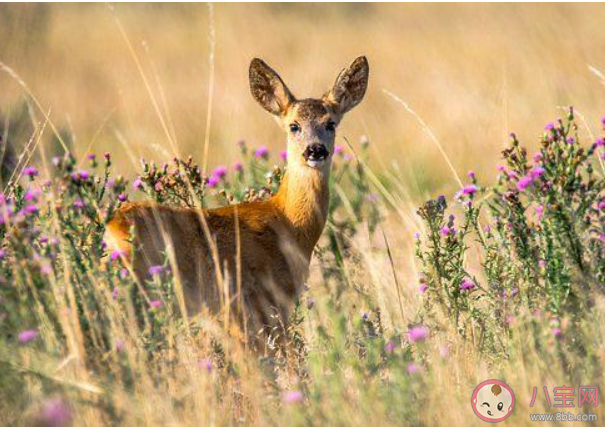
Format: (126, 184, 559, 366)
(303, 144, 329, 168)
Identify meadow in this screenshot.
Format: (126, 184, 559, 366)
(1, 3, 605, 426)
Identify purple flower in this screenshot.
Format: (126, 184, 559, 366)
(24, 204, 39, 215)
(73, 200, 85, 209)
(407, 325, 429, 343)
(115, 340, 125, 353)
(461, 184, 477, 195)
(206, 176, 219, 188)
(566, 137, 575, 145)
(419, 283, 428, 293)
(118, 193, 128, 202)
(497, 165, 506, 172)
(148, 265, 163, 276)
(413, 232, 421, 240)
(483, 225, 491, 233)
(212, 166, 228, 179)
(533, 152, 543, 162)
(544, 122, 555, 131)
(233, 161, 244, 173)
(154, 182, 163, 192)
(596, 138, 605, 147)
(552, 327, 562, 337)
(132, 178, 144, 190)
(384, 341, 396, 353)
(253, 145, 269, 159)
(37, 397, 72, 427)
(334, 145, 344, 155)
(18, 329, 39, 343)
(70, 170, 90, 181)
(112, 287, 119, 300)
(24, 189, 41, 202)
(440, 226, 454, 237)
(149, 300, 163, 308)
(280, 150, 287, 161)
(23, 166, 38, 177)
(598, 201, 605, 211)
(283, 390, 304, 404)
(87, 153, 96, 161)
(407, 363, 420, 375)
(0, 249, 5, 260)
(110, 250, 124, 261)
(460, 279, 475, 292)
(517, 176, 534, 191)
(530, 166, 545, 179)
(198, 358, 213, 372)
(536, 204, 544, 220)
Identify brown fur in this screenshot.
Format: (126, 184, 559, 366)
(105, 56, 369, 351)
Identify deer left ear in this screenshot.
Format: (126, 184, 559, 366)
(325, 56, 369, 114)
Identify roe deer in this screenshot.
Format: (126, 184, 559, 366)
(105, 56, 369, 351)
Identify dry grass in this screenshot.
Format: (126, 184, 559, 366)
(1, 4, 605, 426)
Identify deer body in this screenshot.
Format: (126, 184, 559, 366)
(105, 57, 369, 349)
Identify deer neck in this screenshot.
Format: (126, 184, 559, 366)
(274, 161, 331, 255)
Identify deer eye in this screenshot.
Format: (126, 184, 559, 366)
(289, 123, 300, 133)
(326, 121, 336, 132)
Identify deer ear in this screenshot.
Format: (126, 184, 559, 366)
(325, 56, 369, 114)
(249, 58, 295, 116)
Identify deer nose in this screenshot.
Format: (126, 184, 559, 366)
(303, 144, 329, 161)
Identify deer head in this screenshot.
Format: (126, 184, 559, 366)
(249, 56, 369, 172)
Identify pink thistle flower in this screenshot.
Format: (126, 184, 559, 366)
(598, 201, 605, 211)
(253, 145, 269, 159)
(206, 176, 219, 188)
(110, 250, 124, 262)
(407, 325, 429, 343)
(23, 166, 38, 177)
(24, 204, 39, 215)
(506, 316, 516, 324)
(544, 122, 555, 131)
(18, 329, 39, 343)
(0, 249, 6, 260)
(596, 138, 605, 147)
(334, 145, 344, 155)
(407, 363, 421, 374)
(497, 165, 506, 172)
(233, 161, 244, 173)
(198, 358, 213, 372)
(530, 166, 545, 179)
(535, 204, 544, 220)
(148, 265, 163, 276)
(115, 340, 125, 353)
(132, 178, 144, 190)
(154, 182, 163, 192)
(533, 152, 543, 162)
(280, 150, 287, 161)
(552, 327, 562, 337)
(440, 226, 454, 237)
(419, 283, 428, 293)
(384, 341, 396, 353)
(37, 397, 72, 427)
(461, 184, 477, 195)
(460, 279, 475, 292)
(73, 200, 85, 209)
(149, 300, 163, 309)
(212, 166, 228, 179)
(24, 189, 41, 202)
(118, 193, 128, 202)
(517, 176, 533, 191)
(112, 287, 119, 300)
(283, 390, 304, 404)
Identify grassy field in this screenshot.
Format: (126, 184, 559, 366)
(1, 3, 605, 426)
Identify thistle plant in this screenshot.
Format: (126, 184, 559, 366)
(416, 108, 605, 354)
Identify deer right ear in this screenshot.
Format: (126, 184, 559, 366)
(249, 58, 295, 116)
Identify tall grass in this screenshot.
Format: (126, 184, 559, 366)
(1, 111, 604, 425)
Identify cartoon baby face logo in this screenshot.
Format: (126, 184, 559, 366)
(471, 380, 515, 422)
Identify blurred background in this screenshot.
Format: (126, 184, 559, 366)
(2, 3, 605, 195)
